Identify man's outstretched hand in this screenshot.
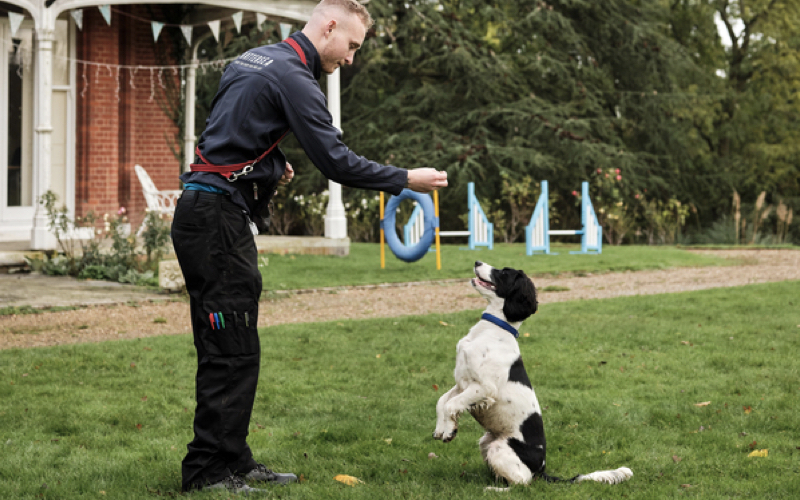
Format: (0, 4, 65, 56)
(406, 168, 448, 193)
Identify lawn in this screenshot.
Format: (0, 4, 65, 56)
(260, 243, 733, 291)
(1, 280, 798, 499)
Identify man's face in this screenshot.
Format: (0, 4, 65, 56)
(318, 14, 366, 74)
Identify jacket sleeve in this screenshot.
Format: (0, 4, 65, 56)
(275, 67, 408, 196)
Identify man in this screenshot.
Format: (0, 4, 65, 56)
(172, 0, 448, 494)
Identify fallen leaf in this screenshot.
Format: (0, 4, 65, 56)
(384, 438, 392, 444)
(334, 474, 363, 486)
(694, 401, 711, 407)
(743, 406, 752, 414)
(130, 363, 136, 368)
(619, 367, 625, 372)
(672, 455, 682, 463)
(141, 396, 147, 402)
(439, 321, 449, 326)
(680, 484, 692, 488)
(748, 449, 768, 458)
(136, 424, 142, 431)
(298, 474, 306, 483)
(376, 354, 381, 359)
(523, 333, 530, 337)
(428, 452, 438, 459)
(749, 441, 757, 449)
(432, 384, 439, 391)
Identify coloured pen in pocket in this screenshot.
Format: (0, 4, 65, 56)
(209, 312, 226, 329)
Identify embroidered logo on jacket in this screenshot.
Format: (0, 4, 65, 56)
(234, 52, 274, 70)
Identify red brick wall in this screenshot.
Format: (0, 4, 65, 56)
(75, 5, 181, 230)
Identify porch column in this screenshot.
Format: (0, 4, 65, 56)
(31, 26, 56, 250)
(184, 57, 198, 173)
(324, 68, 347, 239)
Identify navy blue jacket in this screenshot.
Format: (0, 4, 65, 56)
(181, 32, 408, 215)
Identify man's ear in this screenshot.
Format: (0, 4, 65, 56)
(326, 19, 337, 34)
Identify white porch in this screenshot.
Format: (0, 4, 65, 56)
(1, 0, 350, 249)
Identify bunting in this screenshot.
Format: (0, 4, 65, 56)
(151, 21, 164, 42)
(71, 9, 84, 31)
(280, 23, 292, 40)
(180, 25, 193, 45)
(232, 11, 243, 34)
(8, 12, 24, 37)
(207, 20, 220, 42)
(59, 7, 286, 43)
(98, 5, 111, 26)
(256, 13, 267, 31)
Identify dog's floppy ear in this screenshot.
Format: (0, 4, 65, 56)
(493, 268, 538, 323)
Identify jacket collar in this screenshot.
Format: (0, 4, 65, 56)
(287, 32, 321, 80)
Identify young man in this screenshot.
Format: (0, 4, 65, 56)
(172, 0, 448, 494)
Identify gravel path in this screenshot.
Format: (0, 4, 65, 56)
(1, 249, 798, 350)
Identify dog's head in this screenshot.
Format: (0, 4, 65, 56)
(471, 261, 538, 323)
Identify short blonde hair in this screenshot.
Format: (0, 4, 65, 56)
(314, 0, 374, 29)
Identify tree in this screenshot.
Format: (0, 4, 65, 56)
(342, 0, 699, 235)
(669, 0, 800, 224)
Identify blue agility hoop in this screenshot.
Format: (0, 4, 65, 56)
(381, 189, 437, 263)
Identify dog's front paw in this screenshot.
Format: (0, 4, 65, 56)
(442, 428, 458, 443)
(433, 427, 458, 442)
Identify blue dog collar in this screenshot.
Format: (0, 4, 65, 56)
(481, 313, 519, 338)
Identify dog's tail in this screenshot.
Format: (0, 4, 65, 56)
(552, 467, 633, 485)
(485, 467, 632, 492)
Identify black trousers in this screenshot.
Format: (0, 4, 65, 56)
(171, 190, 262, 491)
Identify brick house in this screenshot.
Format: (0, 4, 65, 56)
(1, 0, 352, 250)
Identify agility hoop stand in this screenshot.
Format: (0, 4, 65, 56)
(380, 182, 494, 270)
(525, 181, 602, 255)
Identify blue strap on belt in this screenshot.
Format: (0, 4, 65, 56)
(184, 182, 227, 194)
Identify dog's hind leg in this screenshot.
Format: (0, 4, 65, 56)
(479, 432, 498, 463)
(433, 386, 462, 441)
(484, 439, 533, 486)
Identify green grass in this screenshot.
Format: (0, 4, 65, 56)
(2, 281, 799, 499)
(0, 305, 80, 317)
(261, 243, 733, 291)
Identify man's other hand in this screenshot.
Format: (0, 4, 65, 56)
(406, 168, 448, 193)
(279, 162, 294, 186)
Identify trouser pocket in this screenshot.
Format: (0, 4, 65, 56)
(200, 299, 260, 357)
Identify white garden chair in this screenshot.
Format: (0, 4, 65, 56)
(134, 164, 181, 235)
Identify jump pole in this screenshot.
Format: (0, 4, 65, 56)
(380, 192, 386, 269)
(434, 190, 442, 270)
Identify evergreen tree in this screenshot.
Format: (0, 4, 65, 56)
(343, 0, 698, 233)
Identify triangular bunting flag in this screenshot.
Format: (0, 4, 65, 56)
(151, 21, 164, 41)
(8, 12, 24, 37)
(181, 25, 193, 45)
(280, 23, 292, 40)
(256, 13, 267, 32)
(71, 9, 84, 31)
(98, 5, 111, 25)
(232, 11, 243, 34)
(207, 20, 220, 42)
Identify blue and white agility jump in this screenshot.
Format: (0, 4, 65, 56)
(526, 180, 602, 255)
(404, 182, 493, 250)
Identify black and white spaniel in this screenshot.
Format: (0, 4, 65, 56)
(433, 261, 632, 490)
